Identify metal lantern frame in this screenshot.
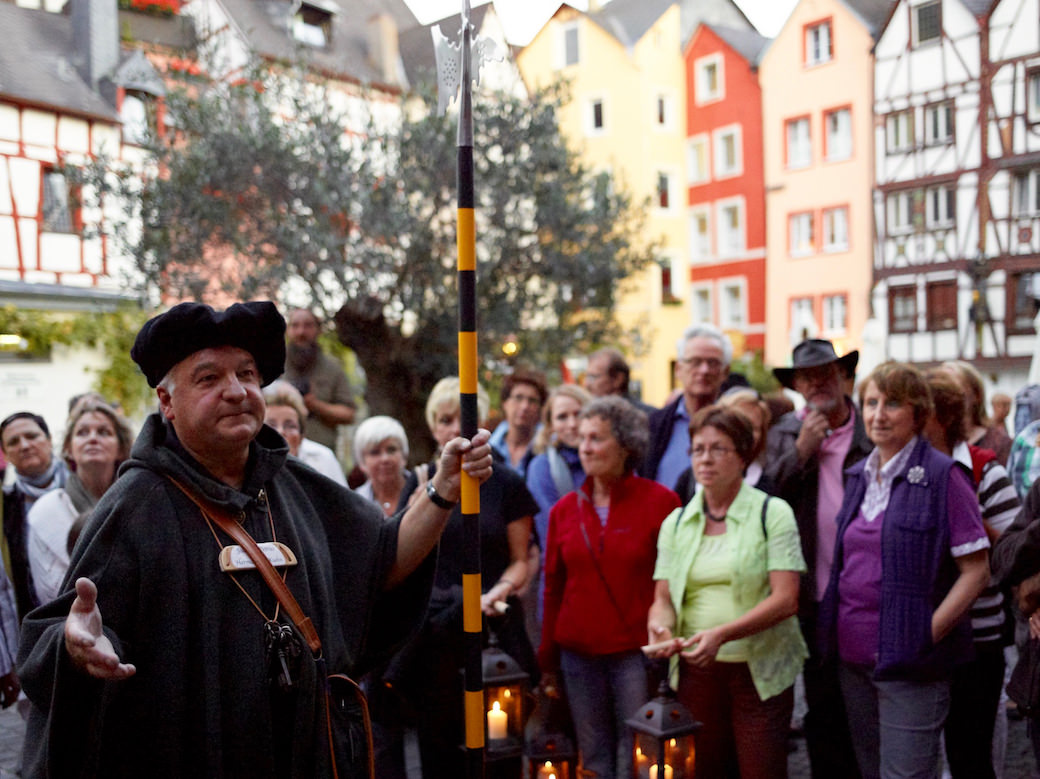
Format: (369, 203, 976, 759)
(625, 681, 701, 779)
(481, 638, 530, 761)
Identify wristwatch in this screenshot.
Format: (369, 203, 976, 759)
(426, 480, 456, 510)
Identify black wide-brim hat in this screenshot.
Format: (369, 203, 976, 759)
(772, 339, 859, 390)
(131, 301, 286, 387)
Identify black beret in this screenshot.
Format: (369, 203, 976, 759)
(131, 301, 286, 388)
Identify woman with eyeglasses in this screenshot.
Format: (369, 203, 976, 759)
(262, 380, 346, 486)
(648, 405, 807, 779)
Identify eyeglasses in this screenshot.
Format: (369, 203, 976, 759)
(690, 444, 736, 459)
(680, 357, 723, 372)
(267, 420, 301, 433)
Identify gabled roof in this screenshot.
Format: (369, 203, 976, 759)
(0, 2, 118, 121)
(398, 4, 491, 89)
(586, 0, 754, 52)
(708, 23, 769, 65)
(215, 0, 417, 87)
(842, 0, 899, 40)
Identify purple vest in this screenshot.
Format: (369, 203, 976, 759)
(819, 437, 974, 680)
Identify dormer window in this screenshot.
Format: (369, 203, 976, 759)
(121, 91, 151, 145)
(293, 0, 337, 47)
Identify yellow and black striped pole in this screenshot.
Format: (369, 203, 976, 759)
(455, 3, 484, 777)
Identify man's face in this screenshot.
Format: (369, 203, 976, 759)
(287, 310, 320, 347)
(584, 355, 622, 397)
(502, 382, 543, 433)
(677, 337, 727, 402)
(792, 362, 844, 415)
(158, 346, 266, 458)
(1, 417, 53, 479)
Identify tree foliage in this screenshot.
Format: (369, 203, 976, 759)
(76, 66, 656, 457)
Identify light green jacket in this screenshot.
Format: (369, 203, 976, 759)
(654, 482, 808, 700)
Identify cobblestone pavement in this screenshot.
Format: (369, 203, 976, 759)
(0, 703, 1036, 777)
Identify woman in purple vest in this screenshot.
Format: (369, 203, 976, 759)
(818, 362, 990, 779)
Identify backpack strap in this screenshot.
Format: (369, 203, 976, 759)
(761, 495, 770, 541)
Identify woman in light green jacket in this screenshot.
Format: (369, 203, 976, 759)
(647, 405, 807, 779)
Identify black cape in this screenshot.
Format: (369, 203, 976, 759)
(17, 414, 433, 778)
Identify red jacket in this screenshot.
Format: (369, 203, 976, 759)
(538, 472, 680, 669)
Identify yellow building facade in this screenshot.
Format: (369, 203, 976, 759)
(517, 5, 691, 405)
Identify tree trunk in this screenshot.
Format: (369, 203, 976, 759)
(333, 298, 452, 465)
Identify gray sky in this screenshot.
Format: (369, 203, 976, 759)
(402, 0, 797, 45)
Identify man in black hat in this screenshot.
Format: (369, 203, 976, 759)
(764, 338, 871, 778)
(17, 301, 494, 777)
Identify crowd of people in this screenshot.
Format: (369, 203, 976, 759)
(4, 303, 1040, 779)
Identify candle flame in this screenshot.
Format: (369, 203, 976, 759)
(670, 739, 676, 748)
(492, 701, 501, 712)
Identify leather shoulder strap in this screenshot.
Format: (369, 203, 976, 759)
(167, 478, 322, 656)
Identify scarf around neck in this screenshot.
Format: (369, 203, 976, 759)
(13, 457, 68, 507)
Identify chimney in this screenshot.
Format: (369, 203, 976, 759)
(72, 0, 120, 91)
(366, 13, 400, 86)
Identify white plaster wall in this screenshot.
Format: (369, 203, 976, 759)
(57, 116, 91, 155)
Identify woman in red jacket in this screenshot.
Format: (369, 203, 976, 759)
(539, 396, 680, 779)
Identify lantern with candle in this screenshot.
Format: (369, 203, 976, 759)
(524, 682, 577, 779)
(481, 636, 530, 761)
(625, 681, 700, 779)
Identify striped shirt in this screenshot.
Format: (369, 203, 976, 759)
(1008, 420, 1040, 500)
(955, 442, 1020, 643)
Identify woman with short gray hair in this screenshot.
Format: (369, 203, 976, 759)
(539, 394, 680, 779)
(352, 416, 411, 517)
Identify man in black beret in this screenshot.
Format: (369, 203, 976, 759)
(764, 338, 871, 778)
(18, 301, 493, 777)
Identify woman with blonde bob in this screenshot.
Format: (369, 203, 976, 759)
(26, 399, 134, 604)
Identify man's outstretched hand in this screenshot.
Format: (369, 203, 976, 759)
(64, 578, 136, 680)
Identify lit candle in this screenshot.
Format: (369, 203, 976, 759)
(487, 701, 508, 740)
(649, 764, 674, 779)
(536, 761, 557, 779)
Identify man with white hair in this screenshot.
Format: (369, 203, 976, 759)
(18, 301, 493, 777)
(644, 324, 732, 490)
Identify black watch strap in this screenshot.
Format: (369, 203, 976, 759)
(426, 480, 456, 510)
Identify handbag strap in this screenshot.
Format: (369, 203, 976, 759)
(167, 478, 323, 656)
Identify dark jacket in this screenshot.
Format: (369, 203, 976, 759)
(764, 402, 873, 608)
(18, 414, 433, 778)
(819, 438, 975, 681)
(1, 485, 34, 620)
(644, 395, 685, 484)
(993, 475, 1040, 587)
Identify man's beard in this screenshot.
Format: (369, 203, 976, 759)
(287, 341, 319, 373)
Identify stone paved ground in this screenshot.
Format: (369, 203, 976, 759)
(0, 704, 1036, 777)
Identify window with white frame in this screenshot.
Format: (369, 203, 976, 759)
(720, 281, 746, 329)
(823, 294, 847, 333)
(886, 110, 914, 153)
(890, 286, 917, 332)
(925, 184, 955, 228)
(790, 297, 817, 342)
(656, 172, 674, 211)
(822, 207, 849, 251)
(912, 1, 942, 47)
(695, 54, 723, 104)
(789, 212, 815, 256)
(924, 101, 954, 145)
(41, 167, 75, 233)
(693, 286, 713, 323)
(1014, 170, 1040, 216)
(292, 1, 333, 47)
(1028, 70, 1040, 124)
(655, 93, 675, 130)
(825, 108, 852, 161)
(687, 135, 710, 183)
(586, 97, 606, 136)
(120, 91, 150, 145)
(786, 117, 811, 169)
(713, 126, 742, 178)
(717, 199, 745, 257)
(560, 22, 579, 67)
(887, 190, 914, 234)
(805, 21, 832, 66)
(690, 207, 712, 261)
